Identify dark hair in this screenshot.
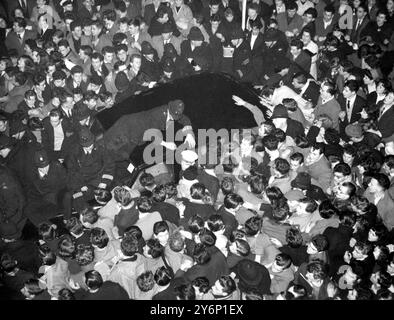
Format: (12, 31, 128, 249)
(290, 39, 304, 50)
(90, 227, 109, 248)
(174, 283, 196, 300)
(310, 234, 329, 252)
(244, 216, 262, 236)
(318, 200, 339, 219)
(188, 215, 204, 234)
(298, 197, 318, 213)
(154, 266, 173, 286)
(145, 238, 164, 258)
(136, 271, 155, 292)
(274, 158, 290, 176)
(371, 173, 391, 190)
(306, 260, 328, 281)
(193, 243, 211, 265)
(192, 277, 211, 293)
(80, 207, 99, 225)
(199, 228, 217, 247)
(324, 128, 340, 145)
(285, 226, 304, 248)
(275, 253, 292, 269)
(344, 79, 359, 93)
(220, 177, 235, 195)
(85, 270, 103, 290)
(207, 215, 225, 232)
(224, 193, 244, 209)
(58, 288, 75, 300)
(218, 275, 237, 295)
(272, 199, 290, 221)
(152, 185, 166, 202)
(75, 245, 94, 266)
(137, 196, 153, 213)
(290, 152, 304, 164)
(57, 235, 75, 258)
(121, 235, 140, 257)
(153, 220, 169, 236)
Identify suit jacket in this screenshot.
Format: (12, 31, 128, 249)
(92, 33, 112, 55)
(180, 40, 213, 73)
(41, 117, 76, 161)
(377, 105, 394, 139)
(315, 17, 336, 44)
(7, 0, 34, 19)
(288, 50, 311, 76)
(37, 28, 55, 44)
(364, 190, 394, 231)
(151, 34, 182, 59)
(338, 94, 365, 132)
(66, 33, 92, 55)
(277, 12, 304, 36)
(5, 29, 36, 56)
(247, 32, 265, 58)
(300, 80, 320, 106)
(350, 15, 369, 44)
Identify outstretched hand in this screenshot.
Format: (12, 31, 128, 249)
(232, 95, 245, 106)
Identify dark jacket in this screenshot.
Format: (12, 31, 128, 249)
(323, 224, 353, 275)
(41, 117, 76, 161)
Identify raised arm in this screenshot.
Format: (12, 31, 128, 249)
(232, 95, 266, 126)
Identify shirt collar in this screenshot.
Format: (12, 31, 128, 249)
(347, 94, 357, 105)
(167, 110, 174, 122)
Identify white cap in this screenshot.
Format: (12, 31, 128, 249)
(181, 149, 198, 162)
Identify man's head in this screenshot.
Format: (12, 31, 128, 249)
(335, 182, 356, 200)
(323, 5, 335, 22)
(290, 39, 303, 57)
(343, 80, 359, 99)
(292, 72, 308, 89)
(168, 99, 185, 120)
(368, 173, 390, 194)
(211, 275, 236, 297)
(286, 1, 298, 18)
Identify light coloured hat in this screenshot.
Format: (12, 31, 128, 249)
(181, 149, 198, 162)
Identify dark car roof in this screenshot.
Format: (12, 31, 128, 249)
(97, 72, 267, 132)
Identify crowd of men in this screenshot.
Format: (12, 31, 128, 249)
(1, 0, 394, 301)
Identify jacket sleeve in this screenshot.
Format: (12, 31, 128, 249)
(99, 144, 116, 188)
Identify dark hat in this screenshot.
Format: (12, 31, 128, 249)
(264, 28, 280, 42)
(79, 126, 95, 147)
(231, 28, 245, 40)
(162, 22, 173, 34)
(0, 135, 12, 150)
(34, 149, 50, 168)
(141, 41, 155, 55)
(162, 58, 175, 73)
(75, 104, 91, 121)
(188, 26, 204, 41)
(291, 172, 312, 190)
(168, 99, 184, 117)
(53, 70, 66, 81)
(9, 119, 26, 136)
(163, 43, 177, 59)
(345, 123, 363, 139)
(235, 259, 271, 294)
(115, 71, 130, 92)
(0, 220, 21, 240)
(270, 104, 289, 119)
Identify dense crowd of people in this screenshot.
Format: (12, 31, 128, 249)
(1, 0, 394, 301)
